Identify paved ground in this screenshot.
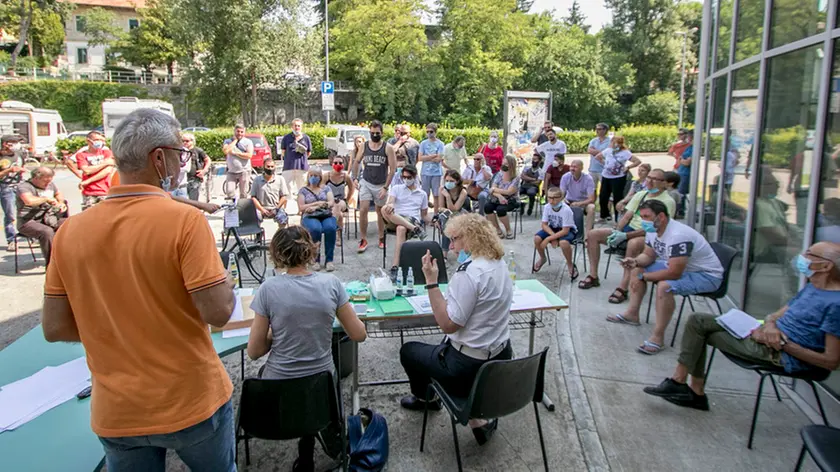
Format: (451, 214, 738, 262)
(0, 154, 824, 471)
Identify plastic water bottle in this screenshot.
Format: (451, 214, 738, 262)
(406, 267, 415, 296)
(508, 250, 517, 282)
(228, 253, 240, 286)
(396, 267, 404, 296)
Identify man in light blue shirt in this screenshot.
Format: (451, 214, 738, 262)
(419, 122, 445, 212)
(587, 123, 611, 187)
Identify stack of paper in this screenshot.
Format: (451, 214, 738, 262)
(510, 289, 553, 312)
(406, 295, 433, 314)
(716, 309, 761, 339)
(0, 356, 91, 433)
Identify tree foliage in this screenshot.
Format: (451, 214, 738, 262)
(562, 0, 589, 33)
(78, 7, 123, 49)
(110, 0, 182, 74)
(629, 90, 679, 125)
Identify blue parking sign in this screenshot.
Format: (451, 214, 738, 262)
(321, 81, 334, 94)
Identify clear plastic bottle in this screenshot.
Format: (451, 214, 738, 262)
(406, 267, 415, 296)
(507, 250, 517, 282)
(228, 253, 240, 287)
(396, 267, 404, 296)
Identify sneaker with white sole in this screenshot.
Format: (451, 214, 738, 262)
(326, 262, 336, 272)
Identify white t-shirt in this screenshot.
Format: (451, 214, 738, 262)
(462, 164, 493, 189)
(537, 139, 568, 174)
(541, 203, 576, 231)
(446, 257, 512, 350)
(588, 137, 611, 173)
(389, 183, 428, 219)
(600, 148, 632, 179)
(645, 220, 724, 279)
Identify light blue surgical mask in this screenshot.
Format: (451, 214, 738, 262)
(457, 250, 471, 264)
(404, 178, 416, 188)
(551, 202, 563, 211)
(641, 220, 656, 233)
(444, 181, 456, 190)
(793, 255, 815, 277)
(92, 141, 105, 150)
(308, 176, 320, 186)
(648, 187, 660, 194)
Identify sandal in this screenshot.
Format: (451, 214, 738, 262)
(608, 287, 628, 304)
(606, 313, 641, 326)
(569, 264, 579, 281)
(496, 228, 504, 237)
(637, 340, 664, 355)
(533, 258, 547, 273)
(505, 231, 515, 240)
(578, 275, 600, 289)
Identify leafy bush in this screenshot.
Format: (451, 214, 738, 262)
(0, 80, 148, 126)
(628, 91, 680, 126)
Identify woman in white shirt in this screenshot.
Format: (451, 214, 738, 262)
(593, 135, 641, 222)
(399, 213, 513, 446)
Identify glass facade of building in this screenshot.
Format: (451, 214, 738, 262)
(693, 0, 839, 399)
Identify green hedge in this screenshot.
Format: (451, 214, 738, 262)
(0, 80, 149, 127)
(56, 124, 689, 159)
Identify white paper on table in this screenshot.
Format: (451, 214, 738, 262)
(510, 289, 553, 312)
(224, 208, 239, 228)
(223, 327, 251, 338)
(229, 294, 244, 322)
(0, 356, 91, 433)
(406, 295, 433, 314)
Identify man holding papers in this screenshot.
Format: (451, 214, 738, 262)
(644, 242, 840, 411)
(607, 200, 723, 354)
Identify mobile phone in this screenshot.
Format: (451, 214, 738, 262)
(76, 386, 92, 400)
(353, 303, 368, 314)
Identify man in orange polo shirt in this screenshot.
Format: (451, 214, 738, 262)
(41, 109, 237, 471)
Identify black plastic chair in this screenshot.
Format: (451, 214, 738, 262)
(222, 198, 265, 246)
(603, 239, 627, 280)
(714, 351, 830, 450)
(235, 372, 347, 469)
(398, 240, 448, 285)
(795, 425, 840, 471)
(419, 348, 550, 472)
(661, 243, 740, 347)
(529, 206, 588, 277)
(381, 223, 431, 271)
(13, 233, 37, 273)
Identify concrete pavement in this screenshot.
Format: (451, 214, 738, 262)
(0, 157, 823, 471)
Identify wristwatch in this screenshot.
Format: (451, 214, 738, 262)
(426, 283, 440, 290)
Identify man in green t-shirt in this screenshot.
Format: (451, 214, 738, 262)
(442, 136, 467, 173)
(579, 169, 676, 304)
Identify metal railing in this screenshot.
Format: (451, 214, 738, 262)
(0, 66, 178, 85)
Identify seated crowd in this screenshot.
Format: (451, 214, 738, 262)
(29, 110, 839, 471)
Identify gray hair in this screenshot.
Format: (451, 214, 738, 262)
(31, 166, 54, 179)
(454, 135, 466, 145)
(489, 130, 499, 138)
(571, 159, 584, 167)
(292, 118, 303, 126)
(112, 108, 181, 174)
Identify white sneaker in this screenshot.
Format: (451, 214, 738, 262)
(6, 241, 14, 251)
(326, 262, 336, 272)
(311, 262, 322, 272)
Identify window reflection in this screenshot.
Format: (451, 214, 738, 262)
(770, 0, 828, 48)
(702, 76, 729, 240)
(746, 45, 823, 315)
(735, 0, 764, 62)
(716, 0, 734, 70)
(816, 41, 840, 246)
(718, 63, 760, 303)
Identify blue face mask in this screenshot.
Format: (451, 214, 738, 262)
(551, 202, 563, 211)
(794, 255, 815, 277)
(647, 187, 660, 194)
(457, 250, 471, 264)
(444, 181, 456, 190)
(640, 220, 657, 233)
(308, 176, 320, 186)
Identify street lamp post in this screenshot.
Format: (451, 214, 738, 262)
(325, 0, 330, 126)
(675, 27, 698, 129)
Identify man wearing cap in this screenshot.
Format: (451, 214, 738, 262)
(76, 131, 116, 210)
(0, 135, 26, 250)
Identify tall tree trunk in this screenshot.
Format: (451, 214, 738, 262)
(9, 0, 33, 75)
(250, 67, 258, 126)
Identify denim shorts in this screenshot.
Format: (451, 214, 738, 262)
(644, 261, 722, 296)
(421, 175, 441, 196)
(535, 227, 577, 242)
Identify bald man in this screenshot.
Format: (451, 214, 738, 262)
(643, 242, 840, 411)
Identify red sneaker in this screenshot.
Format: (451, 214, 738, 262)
(357, 239, 368, 253)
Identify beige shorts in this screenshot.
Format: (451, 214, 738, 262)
(358, 179, 388, 207)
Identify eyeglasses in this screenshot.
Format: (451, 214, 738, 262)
(648, 176, 664, 182)
(158, 146, 191, 164)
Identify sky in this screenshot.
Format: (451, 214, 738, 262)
(531, 0, 612, 32)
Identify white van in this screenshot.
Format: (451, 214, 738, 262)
(0, 100, 67, 157)
(102, 97, 175, 138)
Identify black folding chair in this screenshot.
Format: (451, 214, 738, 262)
(644, 243, 739, 347)
(398, 240, 448, 285)
(13, 233, 37, 273)
(712, 351, 830, 450)
(795, 425, 840, 471)
(236, 372, 347, 469)
(603, 240, 627, 280)
(529, 206, 588, 278)
(419, 348, 551, 472)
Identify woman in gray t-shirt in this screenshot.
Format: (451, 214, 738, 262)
(247, 226, 366, 469)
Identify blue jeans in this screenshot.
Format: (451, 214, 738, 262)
(644, 261, 722, 296)
(98, 400, 235, 472)
(302, 215, 337, 263)
(1, 185, 16, 243)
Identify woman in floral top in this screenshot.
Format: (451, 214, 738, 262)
(485, 155, 521, 239)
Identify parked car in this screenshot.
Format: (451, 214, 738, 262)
(246, 133, 271, 168)
(183, 127, 210, 132)
(324, 125, 370, 158)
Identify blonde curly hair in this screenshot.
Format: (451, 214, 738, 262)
(444, 213, 504, 261)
